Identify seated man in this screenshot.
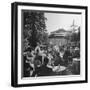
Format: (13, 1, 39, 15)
(54, 49, 65, 66)
(32, 57, 53, 77)
(63, 47, 73, 66)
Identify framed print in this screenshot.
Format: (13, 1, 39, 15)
(11, 2, 88, 87)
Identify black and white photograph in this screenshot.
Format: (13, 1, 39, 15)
(11, 2, 88, 87)
(22, 11, 81, 77)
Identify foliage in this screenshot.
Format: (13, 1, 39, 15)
(71, 27, 80, 42)
(23, 11, 48, 49)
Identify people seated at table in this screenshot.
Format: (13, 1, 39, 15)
(23, 43, 80, 77)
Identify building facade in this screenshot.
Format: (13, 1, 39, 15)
(49, 29, 70, 46)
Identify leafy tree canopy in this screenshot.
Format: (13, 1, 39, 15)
(23, 11, 48, 49)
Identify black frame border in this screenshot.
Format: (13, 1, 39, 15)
(11, 2, 88, 87)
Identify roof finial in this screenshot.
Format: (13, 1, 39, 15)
(71, 19, 75, 27)
(73, 19, 75, 26)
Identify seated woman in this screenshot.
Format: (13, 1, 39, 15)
(23, 55, 33, 77)
(32, 56, 42, 77)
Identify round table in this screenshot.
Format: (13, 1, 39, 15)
(52, 66, 66, 72)
(47, 65, 67, 75)
(73, 58, 80, 62)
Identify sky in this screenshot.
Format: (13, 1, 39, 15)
(45, 13, 81, 34)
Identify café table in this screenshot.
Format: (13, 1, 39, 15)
(47, 65, 67, 75)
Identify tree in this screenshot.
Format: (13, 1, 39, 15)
(71, 26, 80, 42)
(23, 11, 47, 49)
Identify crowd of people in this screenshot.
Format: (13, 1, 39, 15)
(23, 43, 80, 77)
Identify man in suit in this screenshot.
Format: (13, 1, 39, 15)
(63, 47, 73, 66)
(32, 57, 53, 77)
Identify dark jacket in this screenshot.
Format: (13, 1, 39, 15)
(32, 65, 52, 76)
